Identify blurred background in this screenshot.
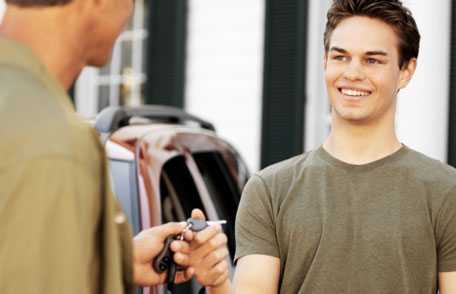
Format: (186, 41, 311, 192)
(1, 0, 456, 173)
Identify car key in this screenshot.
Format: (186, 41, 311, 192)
(153, 219, 227, 273)
(153, 222, 191, 273)
(186, 218, 227, 232)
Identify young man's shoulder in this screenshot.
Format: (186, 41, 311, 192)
(401, 147, 456, 189)
(253, 149, 320, 189)
(259, 149, 316, 173)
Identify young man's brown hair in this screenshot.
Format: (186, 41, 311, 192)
(5, 0, 71, 6)
(324, 0, 420, 68)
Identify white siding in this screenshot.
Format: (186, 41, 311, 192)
(0, 0, 5, 23)
(396, 0, 452, 161)
(185, 0, 265, 172)
(305, 0, 332, 151)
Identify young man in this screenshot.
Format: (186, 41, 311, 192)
(234, 0, 456, 293)
(0, 0, 230, 293)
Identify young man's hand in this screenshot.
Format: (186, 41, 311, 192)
(132, 222, 194, 286)
(172, 209, 231, 290)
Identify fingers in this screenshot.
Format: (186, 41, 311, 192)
(170, 240, 191, 254)
(203, 247, 229, 268)
(210, 260, 229, 286)
(171, 240, 192, 267)
(154, 222, 187, 240)
(173, 252, 190, 267)
(210, 269, 229, 288)
(135, 222, 187, 246)
(191, 208, 206, 221)
(194, 259, 230, 287)
(193, 228, 227, 259)
(133, 262, 167, 286)
(183, 229, 194, 242)
(194, 224, 222, 246)
(175, 267, 195, 284)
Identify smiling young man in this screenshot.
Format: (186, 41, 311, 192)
(0, 0, 230, 293)
(233, 0, 456, 293)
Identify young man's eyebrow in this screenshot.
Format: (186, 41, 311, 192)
(329, 47, 348, 54)
(329, 47, 388, 57)
(365, 50, 388, 56)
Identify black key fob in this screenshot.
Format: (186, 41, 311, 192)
(153, 236, 174, 273)
(167, 262, 177, 292)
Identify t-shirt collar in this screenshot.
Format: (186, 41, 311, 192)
(316, 144, 409, 172)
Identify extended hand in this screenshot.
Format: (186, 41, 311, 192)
(132, 222, 194, 286)
(172, 209, 230, 288)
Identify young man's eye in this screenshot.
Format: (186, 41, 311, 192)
(366, 58, 380, 64)
(332, 55, 348, 61)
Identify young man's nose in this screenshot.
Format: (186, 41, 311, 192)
(343, 61, 366, 81)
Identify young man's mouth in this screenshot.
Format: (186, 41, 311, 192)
(338, 87, 372, 98)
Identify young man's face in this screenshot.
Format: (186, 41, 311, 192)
(324, 16, 415, 124)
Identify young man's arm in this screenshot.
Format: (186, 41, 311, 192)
(439, 272, 456, 294)
(233, 173, 282, 294)
(436, 188, 456, 294)
(233, 255, 280, 294)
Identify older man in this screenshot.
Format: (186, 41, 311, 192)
(0, 1, 230, 293)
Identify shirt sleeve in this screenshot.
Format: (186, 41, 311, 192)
(0, 156, 103, 293)
(234, 174, 279, 262)
(436, 187, 456, 272)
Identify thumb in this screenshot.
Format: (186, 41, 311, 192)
(154, 222, 187, 241)
(191, 208, 206, 221)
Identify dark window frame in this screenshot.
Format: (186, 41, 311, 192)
(145, 0, 188, 108)
(261, 0, 309, 167)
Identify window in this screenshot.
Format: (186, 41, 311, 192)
(193, 151, 241, 258)
(109, 159, 141, 235)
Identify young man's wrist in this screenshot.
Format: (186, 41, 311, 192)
(206, 279, 232, 294)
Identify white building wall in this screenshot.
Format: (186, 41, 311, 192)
(396, 0, 452, 161)
(185, 0, 265, 172)
(0, 0, 5, 23)
(305, 0, 332, 151)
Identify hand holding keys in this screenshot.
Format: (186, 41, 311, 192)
(153, 218, 227, 292)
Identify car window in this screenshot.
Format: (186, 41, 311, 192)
(193, 151, 241, 258)
(109, 159, 141, 235)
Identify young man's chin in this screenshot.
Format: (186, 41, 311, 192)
(334, 109, 373, 124)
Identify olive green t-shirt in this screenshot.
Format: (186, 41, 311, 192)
(0, 38, 134, 294)
(235, 146, 456, 293)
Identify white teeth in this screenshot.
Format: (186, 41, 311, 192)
(340, 88, 371, 97)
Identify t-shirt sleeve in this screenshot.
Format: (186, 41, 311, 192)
(0, 156, 102, 293)
(436, 187, 456, 272)
(234, 174, 279, 262)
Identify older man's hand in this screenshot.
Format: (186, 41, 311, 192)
(132, 222, 194, 286)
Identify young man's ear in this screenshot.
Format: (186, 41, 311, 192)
(323, 53, 328, 69)
(398, 58, 417, 90)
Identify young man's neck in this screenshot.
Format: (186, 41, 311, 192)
(323, 110, 402, 165)
(0, 5, 86, 90)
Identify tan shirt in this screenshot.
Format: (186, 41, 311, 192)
(0, 38, 134, 294)
(235, 146, 456, 293)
